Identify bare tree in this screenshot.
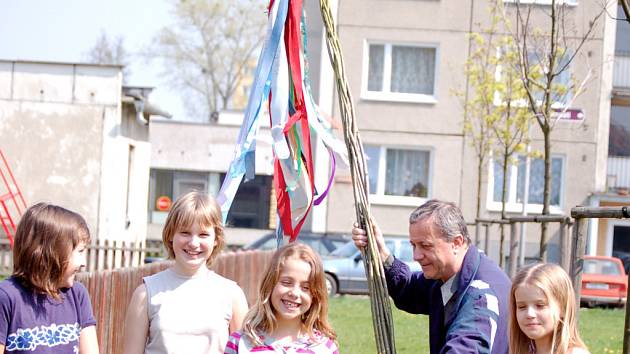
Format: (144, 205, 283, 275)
(84, 31, 131, 81)
(622, 0, 630, 24)
(147, 0, 266, 121)
(507, 0, 604, 261)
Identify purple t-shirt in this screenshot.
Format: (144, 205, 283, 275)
(0, 277, 96, 353)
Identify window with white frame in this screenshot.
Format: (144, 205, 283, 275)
(363, 42, 438, 103)
(503, 0, 577, 5)
(490, 155, 564, 209)
(530, 51, 573, 107)
(495, 49, 572, 109)
(365, 146, 431, 200)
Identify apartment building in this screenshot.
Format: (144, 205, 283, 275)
(591, 5, 630, 260)
(303, 0, 617, 263)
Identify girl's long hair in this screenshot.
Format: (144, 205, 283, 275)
(508, 263, 587, 354)
(13, 202, 90, 298)
(241, 242, 336, 345)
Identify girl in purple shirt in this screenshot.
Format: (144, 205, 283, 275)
(0, 203, 99, 354)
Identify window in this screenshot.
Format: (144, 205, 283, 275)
(488, 155, 564, 212)
(148, 169, 273, 229)
(398, 241, 414, 262)
(503, 0, 577, 5)
(365, 146, 431, 204)
(495, 49, 572, 109)
(363, 42, 438, 103)
(529, 52, 573, 108)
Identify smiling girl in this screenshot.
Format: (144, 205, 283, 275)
(123, 191, 248, 354)
(0, 203, 99, 354)
(225, 243, 338, 353)
(509, 263, 589, 354)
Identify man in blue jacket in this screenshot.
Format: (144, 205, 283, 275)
(352, 200, 510, 354)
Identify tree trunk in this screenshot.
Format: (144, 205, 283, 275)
(539, 125, 552, 261)
(622, 0, 630, 25)
(476, 155, 483, 220)
(499, 150, 509, 267)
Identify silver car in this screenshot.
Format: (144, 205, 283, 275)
(323, 237, 421, 296)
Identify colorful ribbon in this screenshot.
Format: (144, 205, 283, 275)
(218, 0, 348, 243)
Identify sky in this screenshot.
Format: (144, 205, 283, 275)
(0, 0, 188, 120)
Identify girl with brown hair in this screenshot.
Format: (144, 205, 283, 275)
(0, 202, 99, 353)
(123, 191, 248, 354)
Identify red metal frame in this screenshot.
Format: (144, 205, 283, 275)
(0, 149, 27, 246)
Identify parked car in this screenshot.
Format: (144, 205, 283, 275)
(580, 255, 627, 307)
(323, 237, 421, 296)
(241, 232, 350, 256)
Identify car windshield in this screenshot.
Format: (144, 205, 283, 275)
(584, 259, 622, 275)
(330, 241, 360, 257)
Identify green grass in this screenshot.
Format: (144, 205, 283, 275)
(329, 296, 626, 354)
(579, 307, 625, 354)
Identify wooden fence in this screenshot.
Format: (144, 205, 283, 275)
(0, 239, 165, 276)
(84, 239, 163, 272)
(472, 207, 630, 353)
(76, 249, 274, 354)
(569, 206, 630, 354)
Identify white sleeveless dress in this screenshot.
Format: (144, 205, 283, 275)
(144, 268, 241, 354)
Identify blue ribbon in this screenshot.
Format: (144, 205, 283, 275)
(217, 0, 289, 223)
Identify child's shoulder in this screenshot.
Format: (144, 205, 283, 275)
(0, 277, 25, 295)
(210, 272, 242, 292)
(294, 330, 337, 353)
(568, 347, 590, 354)
(65, 280, 90, 295)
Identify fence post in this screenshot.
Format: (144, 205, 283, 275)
(508, 221, 518, 278)
(625, 269, 630, 354)
(484, 224, 490, 256)
(475, 221, 480, 248)
(570, 217, 588, 307)
(559, 218, 570, 273)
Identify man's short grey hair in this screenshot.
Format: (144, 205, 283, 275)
(409, 199, 471, 245)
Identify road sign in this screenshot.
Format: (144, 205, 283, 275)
(553, 108, 584, 122)
(156, 196, 172, 211)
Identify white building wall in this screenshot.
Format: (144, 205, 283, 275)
(0, 60, 150, 243)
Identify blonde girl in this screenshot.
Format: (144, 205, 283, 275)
(509, 263, 589, 354)
(0, 202, 99, 354)
(123, 191, 248, 354)
(225, 243, 338, 353)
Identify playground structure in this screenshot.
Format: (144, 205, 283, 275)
(0, 149, 26, 246)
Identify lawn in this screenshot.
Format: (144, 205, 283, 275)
(329, 296, 626, 354)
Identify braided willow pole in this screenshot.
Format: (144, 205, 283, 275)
(318, 1, 396, 353)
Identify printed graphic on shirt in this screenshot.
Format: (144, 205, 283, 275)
(5, 322, 80, 351)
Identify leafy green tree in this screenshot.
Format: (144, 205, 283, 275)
(461, 2, 532, 266)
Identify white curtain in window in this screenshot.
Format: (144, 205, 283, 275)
(390, 46, 435, 95)
(365, 146, 381, 194)
(385, 149, 429, 197)
(368, 45, 385, 91)
(516, 157, 562, 205)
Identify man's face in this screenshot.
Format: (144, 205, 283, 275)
(409, 219, 459, 282)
